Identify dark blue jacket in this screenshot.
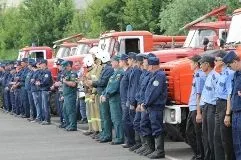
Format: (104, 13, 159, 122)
(128, 66, 142, 106)
(19, 67, 30, 88)
(39, 69, 52, 91)
(120, 67, 132, 105)
(25, 70, 34, 91)
(144, 70, 167, 110)
(231, 71, 241, 112)
(30, 70, 41, 92)
(92, 63, 114, 95)
(136, 71, 152, 105)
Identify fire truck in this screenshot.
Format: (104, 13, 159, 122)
(159, 6, 232, 141)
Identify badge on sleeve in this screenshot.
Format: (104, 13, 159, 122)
(153, 80, 159, 86)
(44, 74, 49, 78)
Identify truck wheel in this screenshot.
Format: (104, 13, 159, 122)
(165, 124, 184, 142)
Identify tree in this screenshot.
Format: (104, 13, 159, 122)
(19, 0, 74, 46)
(159, 0, 241, 35)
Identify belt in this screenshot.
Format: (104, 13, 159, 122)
(217, 98, 227, 101)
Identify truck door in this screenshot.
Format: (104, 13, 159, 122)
(118, 36, 144, 54)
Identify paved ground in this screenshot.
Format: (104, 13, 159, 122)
(0, 111, 192, 160)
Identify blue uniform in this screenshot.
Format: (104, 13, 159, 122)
(201, 70, 219, 105)
(119, 67, 135, 145)
(201, 69, 218, 160)
(215, 67, 234, 100)
(128, 66, 142, 107)
(25, 69, 36, 119)
(31, 69, 43, 121)
(14, 70, 22, 115)
(19, 67, 30, 117)
(231, 71, 241, 159)
(8, 72, 15, 113)
(214, 67, 235, 160)
(39, 68, 52, 122)
(3, 71, 11, 112)
(139, 71, 153, 137)
(144, 69, 167, 136)
(133, 69, 148, 135)
(188, 69, 206, 111)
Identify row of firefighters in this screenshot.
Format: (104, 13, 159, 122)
(0, 49, 241, 160)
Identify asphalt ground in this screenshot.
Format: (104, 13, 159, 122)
(0, 111, 193, 160)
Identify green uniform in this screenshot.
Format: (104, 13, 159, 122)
(103, 68, 124, 143)
(63, 71, 78, 130)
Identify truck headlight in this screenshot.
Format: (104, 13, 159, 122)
(170, 110, 176, 121)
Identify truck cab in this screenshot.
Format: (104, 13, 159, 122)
(98, 31, 186, 57)
(18, 46, 53, 60)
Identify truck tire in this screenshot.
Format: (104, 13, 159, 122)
(165, 123, 184, 142)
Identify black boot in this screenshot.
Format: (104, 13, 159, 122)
(141, 136, 155, 156)
(129, 132, 142, 151)
(135, 136, 147, 154)
(147, 134, 165, 159)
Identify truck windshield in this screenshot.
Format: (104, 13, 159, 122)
(98, 37, 112, 53)
(56, 47, 70, 58)
(183, 29, 216, 48)
(75, 43, 91, 55)
(226, 13, 241, 44)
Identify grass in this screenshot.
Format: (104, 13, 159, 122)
(0, 49, 18, 60)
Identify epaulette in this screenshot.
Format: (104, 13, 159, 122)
(195, 73, 200, 77)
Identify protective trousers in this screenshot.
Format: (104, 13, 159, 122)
(185, 110, 204, 160)
(148, 109, 164, 137)
(41, 91, 50, 122)
(214, 99, 235, 160)
(232, 112, 241, 160)
(56, 92, 64, 123)
(63, 94, 77, 129)
(21, 87, 30, 117)
(122, 103, 135, 145)
(15, 88, 22, 115)
(85, 96, 94, 131)
(202, 103, 215, 160)
(0, 86, 4, 108)
(32, 91, 42, 121)
(99, 100, 112, 140)
(109, 95, 124, 143)
(10, 91, 15, 113)
(28, 91, 36, 119)
(3, 89, 11, 111)
(140, 111, 152, 137)
(91, 94, 101, 132)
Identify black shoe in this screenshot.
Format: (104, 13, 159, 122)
(99, 139, 112, 143)
(122, 144, 134, 148)
(59, 124, 67, 128)
(129, 143, 142, 151)
(79, 118, 88, 124)
(66, 128, 77, 131)
(83, 131, 94, 136)
(109, 141, 124, 145)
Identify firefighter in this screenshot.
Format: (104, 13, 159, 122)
(223, 51, 241, 160)
(127, 52, 143, 151)
(101, 55, 124, 145)
(61, 60, 78, 131)
(19, 58, 30, 118)
(3, 62, 11, 113)
(135, 53, 156, 156)
(119, 53, 135, 148)
(185, 55, 205, 160)
(82, 54, 95, 135)
(37, 59, 52, 125)
(0, 63, 5, 109)
(199, 56, 219, 160)
(143, 57, 167, 159)
(51, 58, 65, 127)
(214, 51, 235, 160)
(25, 59, 37, 121)
(87, 51, 114, 143)
(31, 59, 43, 122)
